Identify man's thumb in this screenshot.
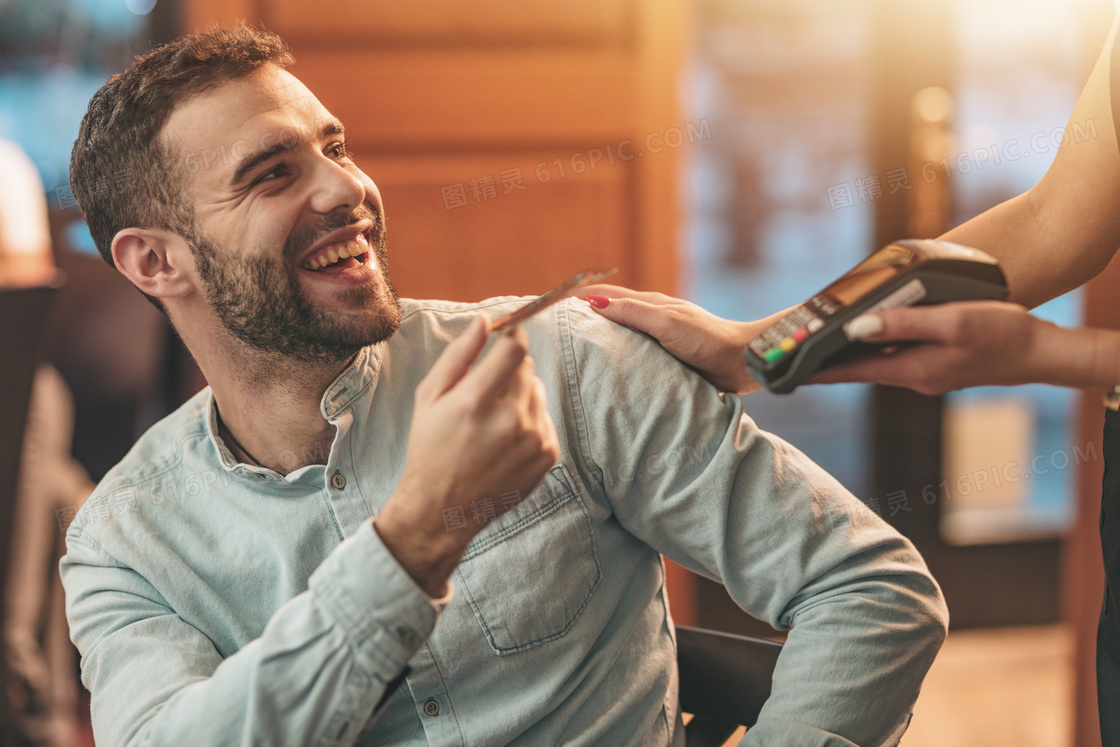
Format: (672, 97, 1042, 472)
(421, 315, 489, 398)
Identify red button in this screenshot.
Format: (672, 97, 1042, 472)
(792, 328, 810, 342)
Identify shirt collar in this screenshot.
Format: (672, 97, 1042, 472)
(321, 342, 385, 420)
(205, 390, 269, 477)
(203, 342, 386, 478)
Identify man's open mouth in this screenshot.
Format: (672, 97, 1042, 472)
(301, 230, 372, 272)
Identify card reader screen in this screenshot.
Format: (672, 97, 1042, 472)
(820, 243, 918, 307)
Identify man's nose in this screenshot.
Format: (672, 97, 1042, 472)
(307, 156, 366, 214)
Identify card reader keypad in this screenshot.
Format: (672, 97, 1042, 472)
(748, 297, 832, 365)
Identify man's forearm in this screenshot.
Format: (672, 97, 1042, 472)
(372, 505, 468, 599)
(63, 521, 442, 747)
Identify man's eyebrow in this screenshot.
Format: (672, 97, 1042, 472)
(229, 142, 291, 187)
(229, 121, 347, 188)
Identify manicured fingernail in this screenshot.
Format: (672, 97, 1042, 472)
(587, 295, 610, 309)
(845, 315, 883, 341)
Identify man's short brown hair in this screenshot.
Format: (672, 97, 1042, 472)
(69, 24, 294, 284)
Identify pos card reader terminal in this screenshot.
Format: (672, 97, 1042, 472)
(743, 239, 1008, 393)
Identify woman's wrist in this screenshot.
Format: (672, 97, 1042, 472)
(1032, 322, 1120, 392)
(1087, 327, 1120, 394)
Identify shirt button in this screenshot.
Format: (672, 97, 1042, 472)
(331, 472, 346, 490)
(402, 631, 422, 650)
(423, 699, 440, 717)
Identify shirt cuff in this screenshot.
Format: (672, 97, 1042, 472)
(308, 520, 447, 681)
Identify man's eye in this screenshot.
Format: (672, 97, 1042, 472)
(329, 143, 352, 160)
(253, 165, 288, 185)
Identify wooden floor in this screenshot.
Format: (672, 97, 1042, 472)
(904, 625, 1073, 747)
(714, 624, 1073, 747)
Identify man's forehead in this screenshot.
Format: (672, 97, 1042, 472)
(162, 66, 337, 175)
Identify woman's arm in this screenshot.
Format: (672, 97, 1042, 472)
(939, 17, 1120, 308)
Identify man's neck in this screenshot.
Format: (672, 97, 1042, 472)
(213, 382, 339, 475)
(195, 331, 355, 475)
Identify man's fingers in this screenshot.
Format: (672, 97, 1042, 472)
(419, 315, 489, 399)
(464, 326, 531, 399)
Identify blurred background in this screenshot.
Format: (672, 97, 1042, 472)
(0, 0, 1117, 744)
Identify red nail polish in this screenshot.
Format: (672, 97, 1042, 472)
(587, 295, 610, 309)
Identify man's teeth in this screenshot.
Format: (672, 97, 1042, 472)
(303, 236, 367, 270)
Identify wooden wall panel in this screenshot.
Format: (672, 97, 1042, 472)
(297, 50, 637, 148)
(263, 0, 631, 45)
(363, 153, 631, 302)
(632, 0, 689, 293)
(184, 0, 254, 30)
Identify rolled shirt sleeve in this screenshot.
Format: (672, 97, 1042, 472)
(558, 300, 949, 746)
(61, 519, 446, 747)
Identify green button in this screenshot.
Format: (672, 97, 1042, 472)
(764, 347, 784, 363)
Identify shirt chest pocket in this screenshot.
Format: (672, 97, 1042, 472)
(453, 464, 602, 655)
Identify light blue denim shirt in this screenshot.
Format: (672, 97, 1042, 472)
(61, 297, 947, 747)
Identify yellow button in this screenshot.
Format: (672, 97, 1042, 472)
(779, 337, 797, 352)
(331, 472, 346, 490)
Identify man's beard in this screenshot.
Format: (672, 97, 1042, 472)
(186, 206, 401, 366)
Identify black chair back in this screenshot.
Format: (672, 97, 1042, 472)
(676, 624, 784, 747)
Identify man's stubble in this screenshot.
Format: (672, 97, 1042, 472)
(187, 205, 402, 368)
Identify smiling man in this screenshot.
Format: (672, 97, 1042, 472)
(60, 25, 948, 746)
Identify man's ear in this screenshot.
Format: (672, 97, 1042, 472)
(111, 227, 195, 301)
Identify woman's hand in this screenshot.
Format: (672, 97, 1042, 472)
(812, 301, 1058, 394)
(580, 284, 788, 394)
